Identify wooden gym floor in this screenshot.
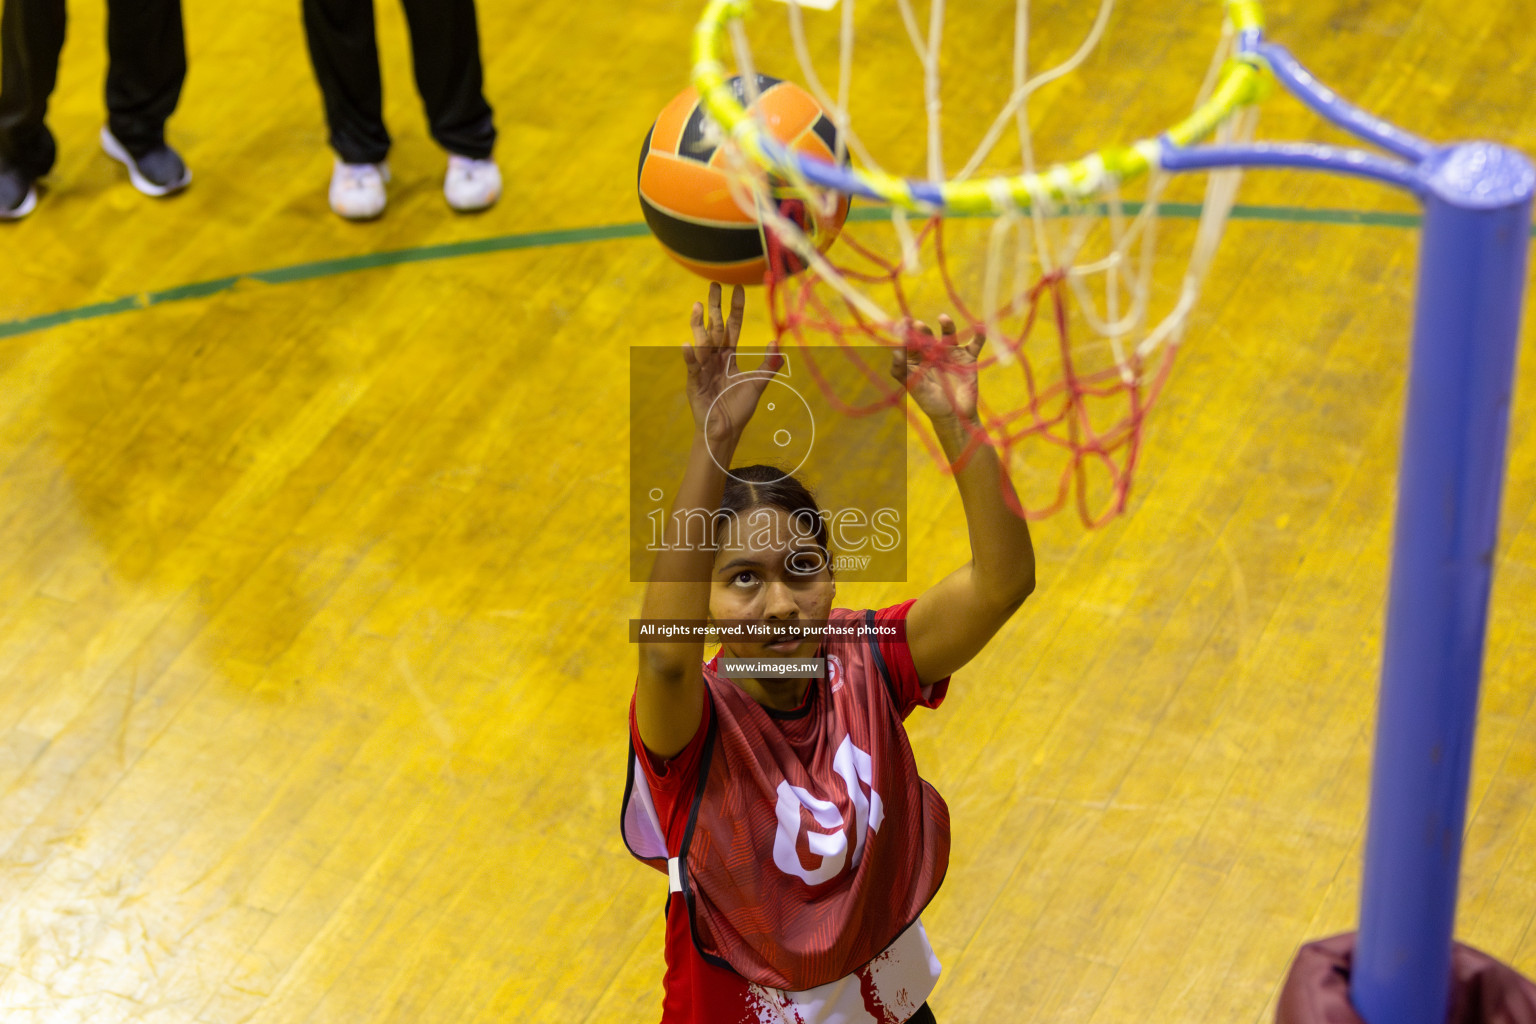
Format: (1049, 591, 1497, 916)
(1, 0, 1534, 1021)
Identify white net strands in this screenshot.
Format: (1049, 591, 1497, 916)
(700, 0, 1261, 525)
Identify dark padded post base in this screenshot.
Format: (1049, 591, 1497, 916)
(1277, 932, 1536, 1024)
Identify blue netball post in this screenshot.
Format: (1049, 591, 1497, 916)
(1352, 143, 1533, 1023)
(1161, 38, 1536, 1024)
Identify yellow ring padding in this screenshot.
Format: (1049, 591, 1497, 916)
(691, 0, 1270, 213)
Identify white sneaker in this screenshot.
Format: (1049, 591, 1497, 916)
(329, 160, 389, 220)
(444, 154, 501, 212)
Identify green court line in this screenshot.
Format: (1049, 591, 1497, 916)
(0, 203, 1490, 341)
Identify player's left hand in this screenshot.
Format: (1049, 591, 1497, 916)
(891, 314, 984, 423)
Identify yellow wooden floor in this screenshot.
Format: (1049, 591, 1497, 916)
(2, 0, 1535, 1021)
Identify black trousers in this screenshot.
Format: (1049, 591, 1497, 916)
(0, 0, 185, 177)
(909, 1003, 937, 1024)
(300, 0, 495, 165)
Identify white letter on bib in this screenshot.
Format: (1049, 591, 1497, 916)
(772, 737, 884, 885)
(773, 781, 847, 885)
(832, 736, 884, 867)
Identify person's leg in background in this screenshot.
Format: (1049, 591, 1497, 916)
(398, 0, 498, 212)
(100, 0, 190, 194)
(301, 0, 391, 219)
(907, 1003, 938, 1024)
(0, 0, 65, 218)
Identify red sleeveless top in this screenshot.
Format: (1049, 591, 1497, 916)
(624, 605, 951, 993)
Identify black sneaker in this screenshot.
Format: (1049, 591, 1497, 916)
(101, 126, 191, 197)
(0, 163, 37, 220)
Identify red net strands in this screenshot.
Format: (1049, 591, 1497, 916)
(764, 214, 1180, 528)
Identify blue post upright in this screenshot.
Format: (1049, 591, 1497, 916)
(1351, 142, 1535, 1024)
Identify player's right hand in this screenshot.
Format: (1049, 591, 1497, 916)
(684, 282, 783, 443)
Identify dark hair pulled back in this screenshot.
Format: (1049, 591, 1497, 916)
(716, 466, 829, 572)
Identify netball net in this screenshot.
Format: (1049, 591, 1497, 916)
(694, 0, 1267, 525)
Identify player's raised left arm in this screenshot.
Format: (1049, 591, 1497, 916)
(896, 316, 1036, 686)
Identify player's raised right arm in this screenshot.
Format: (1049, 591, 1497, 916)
(636, 284, 781, 759)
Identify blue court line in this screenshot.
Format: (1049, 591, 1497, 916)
(0, 203, 1492, 342)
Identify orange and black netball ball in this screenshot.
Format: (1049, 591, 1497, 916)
(638, 74, 851, 285)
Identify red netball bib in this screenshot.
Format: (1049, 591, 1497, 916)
(626, 607, 950, 992)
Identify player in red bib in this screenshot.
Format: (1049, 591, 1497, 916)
(624, 283, 1036, 1023)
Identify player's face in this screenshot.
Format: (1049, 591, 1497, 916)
(709, 504, 834, 659)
